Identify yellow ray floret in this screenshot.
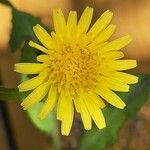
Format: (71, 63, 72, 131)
(14, 6, 138, 136)
(88, 10, 113, 39)
(33, 24, 54, 49)
(21, 82, 50, 110)
(18, 69, 49, 92)
(38, 85, 58, 119)
(15, 63, 47, 74)
(93, 24, 116, 44)
(29, 41, 49, 54)
(95, 85, 126, 109)
(61, 91, 74, 135)
(53, 8, 66, 39)
(78, 94, 92, 130)
(101, 35, 132, 52)
(77, 7, 93, 36)
(84, 97, 106, 129)
(66, 11, 77, 43)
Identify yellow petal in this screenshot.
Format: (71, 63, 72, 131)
(87, 42, 108, 53)
(98, 76, 129, 92)
(78, 92, 92, 130)
(85, 98, 106, 129)
(67, 11, 77, 43)
(33, 24, 54, 49)
(110, 60, 137, 71)
(38, 85, 58, 119)
(21, 82, 50, 110)
(14, 63, 47, 74)
(101, 51, 124, 60)
(53, 8, 66, 39)
(88, 10, 113, 39)
(98, 64, 115, 75)
(95, 85, 126, 109)
(101, 35, 132, 52)
(18, 69, 49, 91)
(50, 32, 61, 49)
(87, 91, 105, 108)
(57, 89, 65, 120)
(93, 24, 116, 43)
(77, 7, 93, 36)
(73, 95, 80, 113)
(107, 72, 138, 84)
(29, 41, 48, 54)
(37, 55, 50, 63)
(61, 91, 74, 136)
(18, 76, 43, 91)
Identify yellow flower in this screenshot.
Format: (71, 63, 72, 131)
(14, 7, 138, 136)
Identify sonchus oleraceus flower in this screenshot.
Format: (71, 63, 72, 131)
(15, 7, 138, 136)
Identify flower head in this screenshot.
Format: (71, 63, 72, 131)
(15, 7, 138, 135)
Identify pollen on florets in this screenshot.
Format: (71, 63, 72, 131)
(49, 44, 99, 94)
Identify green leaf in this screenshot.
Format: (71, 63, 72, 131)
(27, 102, 54, 133)
(0, 86, 55, 133)
(21, 77, 56, 134)
(19, 42, 55, 135)
(0, 2, 56, 137)
(20, 73, 55, 134)
(20, 42, 37, 63)
(0, 87, 29, 100)
(9, 7, 40, 51)
(77, 75, 150, 150)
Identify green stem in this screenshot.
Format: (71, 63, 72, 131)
(51, 112, 61, 150)
(0, 87, 29, 101)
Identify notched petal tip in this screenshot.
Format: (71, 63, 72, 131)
(125, 34, 133, 44)
(17, 85, 25, 92)
(14, 63, 22, 73)
(103, 10, 113, 18)
(101, 104, 106, 109)
(128, 60, 138, 69)
(105, 10, 113, 14)
(134, 60, 138, 67)
(84, 6, 93, 10)
(61, 130, 70, 136)
(28, 40, 34, 46)
(102, 122, 106, 129)
(135, 76, 139, 83)
(109, 24, 116, 28)
(98, 121, 106, 129)
(21, 104, 27, 110)
(53, 8, 62, 12)
(53, 8, 64, 19)
(33, 24, 40, 34)
(21, 102, 30, 110)
(84, 126, 92, 131)
(33, 24, 40, 30)
(119, 103, 126, 109)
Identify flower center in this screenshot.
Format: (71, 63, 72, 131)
(50, 45, 99, 94)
